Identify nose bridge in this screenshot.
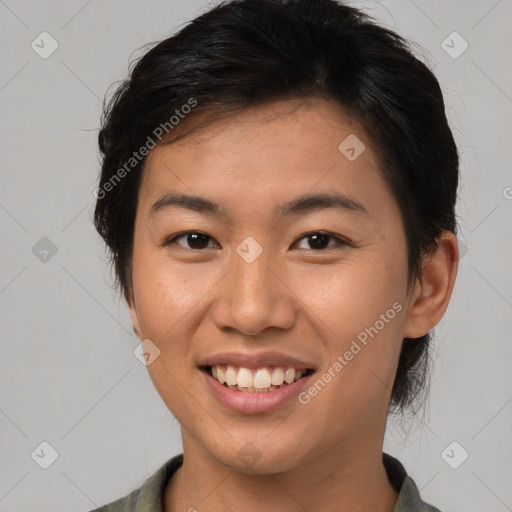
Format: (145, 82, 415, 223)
(234, 244, 274, 301)
(212, 240, 296, 335)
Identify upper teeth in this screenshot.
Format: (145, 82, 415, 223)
(211, 365, 305, 388)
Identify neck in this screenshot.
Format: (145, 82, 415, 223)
(164, 434, 398, 512)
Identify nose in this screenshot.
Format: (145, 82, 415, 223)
(211, 248, 297, 336)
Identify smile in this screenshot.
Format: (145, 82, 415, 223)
(205, 365, 315, 393)
(200, 365, 315, 414)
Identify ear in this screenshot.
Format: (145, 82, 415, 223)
(402, 231, 459, 339)
(128, 301, 142, 340)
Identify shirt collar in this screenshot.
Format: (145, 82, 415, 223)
(383, 453, 442, 512)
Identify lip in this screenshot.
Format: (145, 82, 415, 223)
(198, 350, 316, 371)
(201, 367, 314, 414)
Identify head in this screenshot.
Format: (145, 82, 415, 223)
(94, 0, 458, 472)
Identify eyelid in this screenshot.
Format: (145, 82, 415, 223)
(161, 231, 220, 249)
(162, 230, 352, 250)
(293, 231, 352, 249)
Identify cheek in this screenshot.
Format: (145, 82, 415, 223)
(303, 254, 407, 339)
(295, 271, 406, 436)
(132, 242, 211, 339)
(130, 248, 212, 421)
(301, 252, 407, 395)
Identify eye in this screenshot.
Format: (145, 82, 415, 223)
(163, 230, 350, 251)
(293, 231, 349, 251)
(163, 231, 219, 250)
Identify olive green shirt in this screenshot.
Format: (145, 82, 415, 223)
(89, 453, 441, 511)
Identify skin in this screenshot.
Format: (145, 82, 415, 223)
(127, 98, 458, 512)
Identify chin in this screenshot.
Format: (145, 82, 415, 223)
(204, 435, 309, 475)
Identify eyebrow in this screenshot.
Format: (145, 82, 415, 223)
(148, 192, 369, 219)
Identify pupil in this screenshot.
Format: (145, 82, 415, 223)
(309, 233, 329, 250)
(188, 233, 209, 249)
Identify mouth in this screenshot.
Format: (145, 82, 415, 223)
(199, 364, 315, 393)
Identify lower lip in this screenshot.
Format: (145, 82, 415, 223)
(201, 369, 314, 414)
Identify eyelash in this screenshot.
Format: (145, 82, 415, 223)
(162, 230, 351, 251)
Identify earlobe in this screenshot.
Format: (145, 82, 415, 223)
(402, 231, 459, 339)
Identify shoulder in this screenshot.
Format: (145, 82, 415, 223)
(86, 454, 183, 512)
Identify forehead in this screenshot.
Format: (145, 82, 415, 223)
(137, 98, 398, 226)
(157, 98, 361, 156)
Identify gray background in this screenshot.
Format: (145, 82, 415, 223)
(1, 0, 511, 510)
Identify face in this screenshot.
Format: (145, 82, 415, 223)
(129, 98, 420, 473)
